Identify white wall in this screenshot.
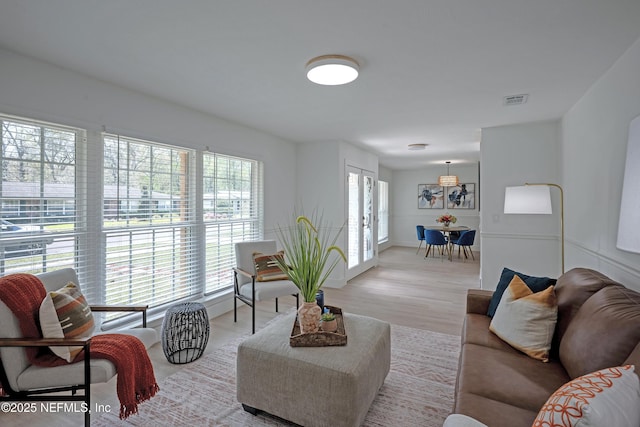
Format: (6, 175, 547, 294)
(480, 120, 561, 290)
(0, 46, 298, 320)
(391, 163, 480, 249)
(296, 141, 379, 287)
(479, 37, 640, 292)
(562, 36, 640, 290)
(0, 47, 297, 233)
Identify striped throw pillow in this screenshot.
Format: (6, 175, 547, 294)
(39, 282, 95, 362)
(253, 251, 288, 282)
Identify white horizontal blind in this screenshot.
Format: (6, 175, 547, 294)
(0, 115, 90, 299)
(378, 180, 389, 243)
(203, 152, 263, 294)
(102, 134, 197, 318)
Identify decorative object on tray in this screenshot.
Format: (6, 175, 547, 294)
(290, 306, 347, 347)
(436, 213, 457, 228)
(320, 309, 337, 332)
(274, 212, 346, 333)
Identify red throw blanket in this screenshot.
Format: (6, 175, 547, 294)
(0, 273, 159, 419)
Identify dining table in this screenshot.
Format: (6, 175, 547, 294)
(424, 225, 470, 260)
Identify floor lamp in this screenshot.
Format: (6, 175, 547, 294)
(504, 183, 565, 273)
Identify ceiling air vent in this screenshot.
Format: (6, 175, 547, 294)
(503, 94, 529, 106)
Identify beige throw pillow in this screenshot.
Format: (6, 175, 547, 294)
(489, 275, 557, 362)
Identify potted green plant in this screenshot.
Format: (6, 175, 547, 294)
(320, 311, 338, 332)
(274, 212, 346, 333)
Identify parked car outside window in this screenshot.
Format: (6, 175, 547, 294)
(0, 219, 54, 256)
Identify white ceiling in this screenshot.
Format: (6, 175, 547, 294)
(1, 1, 639, 170)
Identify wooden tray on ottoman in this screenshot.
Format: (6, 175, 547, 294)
(290, 305, 347, 347)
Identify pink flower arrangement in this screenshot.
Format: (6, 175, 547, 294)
(436, 213, 457, 224)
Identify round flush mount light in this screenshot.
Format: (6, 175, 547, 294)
(408, 143, 428, 151)
(306, 54, 359, 85)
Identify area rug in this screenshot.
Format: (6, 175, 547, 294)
(94, 323, 460, 427)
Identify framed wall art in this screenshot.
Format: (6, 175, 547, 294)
(418, 184, 444, 209)
(446, 183, 475, 209)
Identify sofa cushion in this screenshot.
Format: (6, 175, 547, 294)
(456, 343, 570, 413)
(560, 285, 640, 379)
(552, 268, 622, 354)
(454, 391, 539, 427)
(487, 267, 555, 317)
(462, 313, 522, 354)
(624, 342, 640, 370)
(533, 365, 640, 427)
(489, 275, 557, 362)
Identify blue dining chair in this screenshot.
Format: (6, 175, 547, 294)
(451, 229, 476, 260)
(415, 225, 426, 254)
(424, 229, 450, 260)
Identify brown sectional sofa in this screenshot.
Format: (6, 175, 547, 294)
(453, 268, 640, 426)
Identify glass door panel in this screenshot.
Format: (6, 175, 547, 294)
(346, 166, 377, 278)
(363, 174, 374, 262)
(348, 171, 360, 269)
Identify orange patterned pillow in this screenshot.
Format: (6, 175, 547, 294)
(39, 282, 95, 362)
(533, 365, 640, 427)
(253, 251, 288, 282)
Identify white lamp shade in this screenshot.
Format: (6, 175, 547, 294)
(617, 115, 640, 253)
(504, 185, 552, 214)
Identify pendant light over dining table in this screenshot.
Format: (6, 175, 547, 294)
(438, 161, 459, 187)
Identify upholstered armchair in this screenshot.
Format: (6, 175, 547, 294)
(233, 240, 299, 334)
(0, 268, 158, 426)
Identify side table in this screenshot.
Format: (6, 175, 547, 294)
(161, 302, 210, 364)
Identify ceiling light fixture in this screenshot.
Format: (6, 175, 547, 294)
(306, 55, 359, 86)
(408, 143, 428, 151)
(438, 161, 459, 187)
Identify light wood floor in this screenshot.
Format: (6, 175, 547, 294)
(3, 245, 479, 427)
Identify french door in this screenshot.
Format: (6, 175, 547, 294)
(346, 165, 376, 279)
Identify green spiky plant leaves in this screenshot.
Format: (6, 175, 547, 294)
(274, 213, 347, 303)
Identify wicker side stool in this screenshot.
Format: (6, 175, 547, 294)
(161, 302, 210, 364)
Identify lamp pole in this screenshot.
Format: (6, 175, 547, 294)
(525, 183, 564, 273)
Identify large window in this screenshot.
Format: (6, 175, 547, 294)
(0, 115, 88, 294)
(203, 153, 262, 293)
(1, 113, 266, 324)
(103, 134, 197, 315)
(378, 180, 389, 243)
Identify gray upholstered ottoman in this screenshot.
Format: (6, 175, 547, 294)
(237, 312, 391, 427)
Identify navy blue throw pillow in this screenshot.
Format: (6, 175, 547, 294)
(486, 267, 556, 317)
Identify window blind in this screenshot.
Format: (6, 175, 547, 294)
(102, 134, 197, 318)
(203, 152, 263, 294)
(0, 115, 91, 299)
